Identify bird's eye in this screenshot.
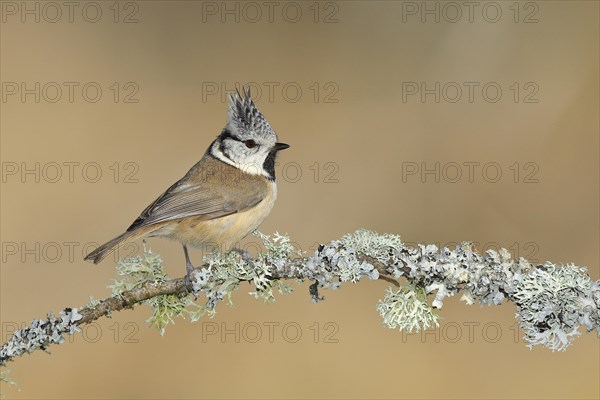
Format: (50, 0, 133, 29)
(244, 140, 257, 148)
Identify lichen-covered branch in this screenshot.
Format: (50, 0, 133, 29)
(1, 230, 599, 366)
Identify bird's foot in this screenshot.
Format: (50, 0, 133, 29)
(184, 272, 199, 300)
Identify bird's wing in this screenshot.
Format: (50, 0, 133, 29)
(126, 176, 264, 232)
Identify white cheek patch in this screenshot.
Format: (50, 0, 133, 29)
(238, 162, 263, 176)
(210, 143, 270, 178)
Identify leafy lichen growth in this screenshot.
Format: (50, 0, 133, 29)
(377, 286, 440, 333)
(199, 231, 297, 305)
(340, 229, 403, 266)
(512, 263, 593, 351)
(323, 229, 599, 351)
(99, 229, 600, 350)
(4, 229, 596, 365)
(108, 245, 201, 335)
(109, 233, 298, 335)
(302, 230, 385, 302)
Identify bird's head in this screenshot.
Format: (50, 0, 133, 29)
(210, 88, 289, 180)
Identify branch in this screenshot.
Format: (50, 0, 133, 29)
(1, 230, 599, 366)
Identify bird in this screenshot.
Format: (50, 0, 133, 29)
(84, 88, 289, 292)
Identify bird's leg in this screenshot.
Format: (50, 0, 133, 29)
(182, 244, 198, 299)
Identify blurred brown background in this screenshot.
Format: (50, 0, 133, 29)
(0, 1, 598, 398)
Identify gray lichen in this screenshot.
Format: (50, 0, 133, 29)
(118, 229, 599, 351)
(512, 263, 596, 351)
(302, 231, 383, 300)
(1, 229, 598, 366)
(0, 308, 82, 363)
(341, 230, 599, 351)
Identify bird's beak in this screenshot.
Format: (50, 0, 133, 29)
(273, 142, 290, 151)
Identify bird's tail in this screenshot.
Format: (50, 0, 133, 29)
(84, 230, 144, 264)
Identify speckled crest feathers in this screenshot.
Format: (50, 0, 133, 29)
(226, 88, 277, 140)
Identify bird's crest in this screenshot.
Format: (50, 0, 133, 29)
(226, 87, 275, 139)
